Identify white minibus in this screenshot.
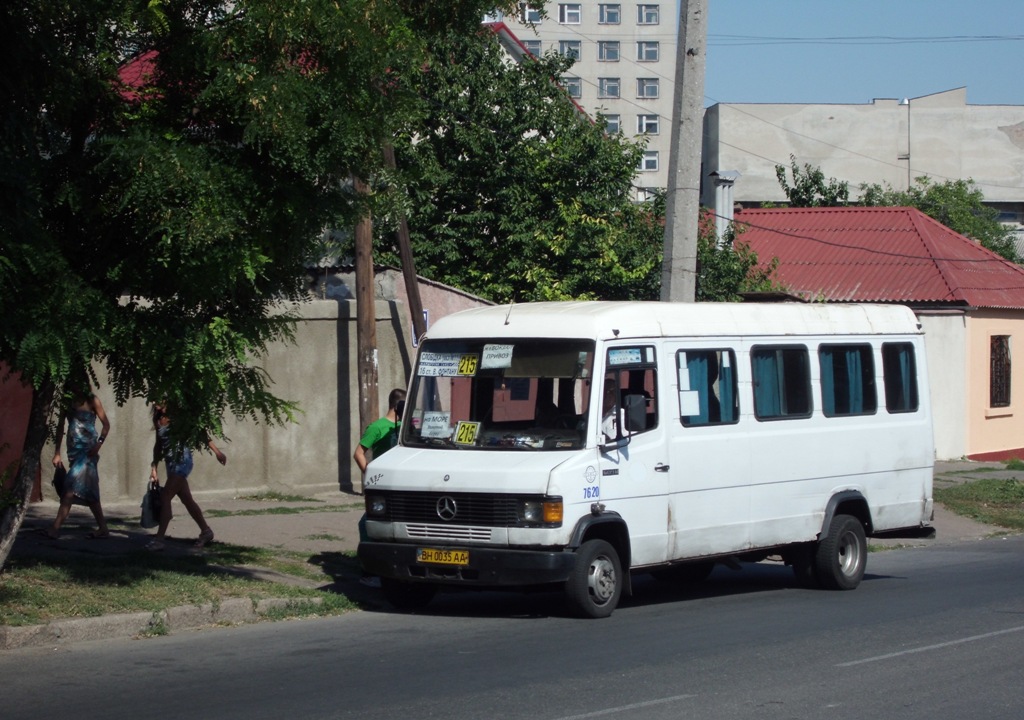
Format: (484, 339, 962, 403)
(358, 302, 934, 617)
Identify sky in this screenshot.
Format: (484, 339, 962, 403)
(703, 0, 1024, 106)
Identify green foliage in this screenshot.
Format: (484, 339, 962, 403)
(860, 177, 1020, 262)
(774, 155, 850, 207)
(0, 0, 513, 450)
(371, 30, 663, 303)
(696, 212, 782, 302)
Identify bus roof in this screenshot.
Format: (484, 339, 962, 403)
(424, 302, 921, 342)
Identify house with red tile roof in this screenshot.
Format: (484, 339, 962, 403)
(737, 205, 1024, 461)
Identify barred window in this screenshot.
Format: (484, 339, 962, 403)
(991, 335, 1011, 407)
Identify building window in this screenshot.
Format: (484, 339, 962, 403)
(599, 4, 621, 24)
(637, 114, 659, 134)
(559, 40, 581, 59)
(603, 114, 621, 133)
(559, 3, 582, 24)
(639, 150, 659, 172)
(598, 41, 620, 61)
(637, 4, 660, 24)
(751, 346, 812, 420)
(520, 3, 542, 23)
(882, 343, 919, 413)
(522, 39, 542, 56)
(637, 41, 660, 62)
(562, 76, 582, 99)
(637, 78, 659, 98)
(598, 78, 620, 99)
(819, 344, 877, 417)
(991, 335, 1011, 407)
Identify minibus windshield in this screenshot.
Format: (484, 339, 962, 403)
(403, 338, 597, 450)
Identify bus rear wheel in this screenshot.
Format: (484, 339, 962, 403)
(814, 514, 867, 590)
(566, 539, 622, 618)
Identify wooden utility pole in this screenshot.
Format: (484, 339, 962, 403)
(353, 176, 379, 436)
(382, 143, 428, 343)
(661, 0, 708, 302)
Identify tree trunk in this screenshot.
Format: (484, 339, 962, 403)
(0, 379, 55, 571)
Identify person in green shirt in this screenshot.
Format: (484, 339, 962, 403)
(353, 388, 405, 475)
(354, 388, 405, 587)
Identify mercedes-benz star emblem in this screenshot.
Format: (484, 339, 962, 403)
(436, 496, 457, 521)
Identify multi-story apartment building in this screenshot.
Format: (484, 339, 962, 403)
(498, 2, 677, 200)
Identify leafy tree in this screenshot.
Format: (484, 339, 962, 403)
(860, 177, 1019, 262)
(696, 211, 781, 302)
(0, 0, 513, 568)
(774, 154, 850, 207)
(372, 30, 662, 303)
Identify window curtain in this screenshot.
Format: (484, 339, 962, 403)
(752, 350, 781, 417)
(845, 347, 864, 414)
(719, 358, 736, 422)
(686, 353, 710, 424)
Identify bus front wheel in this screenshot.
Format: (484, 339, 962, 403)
(566, 539, 622, 618)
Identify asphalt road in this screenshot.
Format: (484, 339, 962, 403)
(4, 535, 1023, 720)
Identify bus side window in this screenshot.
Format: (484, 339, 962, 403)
(751, 345, 812, 420)
(882, 342, 919, 413)
(678, 349, 739, 426)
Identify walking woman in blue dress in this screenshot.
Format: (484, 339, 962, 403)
(145, 403, 226, 551)
(47, 380, 112, 538)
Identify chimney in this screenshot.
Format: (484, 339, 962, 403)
(709, 170, 740, 246)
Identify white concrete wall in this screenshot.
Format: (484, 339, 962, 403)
(918, 311, 968, 460)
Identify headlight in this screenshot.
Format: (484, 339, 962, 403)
(366, 495, 387, 517)
(520, 500, 543, 523)
(518, 498, 563, 526)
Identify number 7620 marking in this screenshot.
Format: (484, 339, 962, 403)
(583, 486, 600, 499)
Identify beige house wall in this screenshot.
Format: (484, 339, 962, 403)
(964, 310, 1024, 458)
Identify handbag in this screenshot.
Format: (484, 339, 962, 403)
(140, 480, 163, 529)
(51, 464, 67, 500)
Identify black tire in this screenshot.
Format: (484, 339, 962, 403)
(651, 561, 715, 584)
(565, 539, 623, 618)
(787, 542, 820, 589)
(381, 578, 437, 611)
(814, 514, 867, 590)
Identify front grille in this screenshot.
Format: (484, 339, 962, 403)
(406, 524, 493, 541)
(376, 491, 531, 526)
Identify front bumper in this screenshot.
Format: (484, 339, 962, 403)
(358, 541, 577, 587)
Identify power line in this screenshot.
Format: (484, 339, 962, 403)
(709, 33, 1024, 47)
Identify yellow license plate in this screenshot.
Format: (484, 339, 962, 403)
(416, 548, 470, 565)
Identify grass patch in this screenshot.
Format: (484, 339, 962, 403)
(0, 542, 362, 627)
(934, 477, 1024, 531)
(236, 491, 321, 503)
(304, 533, 344, 542)
(205, 503, 360, 518)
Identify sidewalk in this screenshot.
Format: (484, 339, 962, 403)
(2, 460, 1017, 649)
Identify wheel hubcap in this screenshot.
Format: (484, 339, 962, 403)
(837, 529, 862, 576)
(588, 555, 617, 604)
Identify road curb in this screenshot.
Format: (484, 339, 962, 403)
(0, 596, 324, 651)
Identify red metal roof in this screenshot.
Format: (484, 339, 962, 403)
(736, 206, 1024, 309)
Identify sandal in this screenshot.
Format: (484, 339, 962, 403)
(87, 531, 111, 540)
(194, 528, 214, 548)
(145, 540, 165, 552)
